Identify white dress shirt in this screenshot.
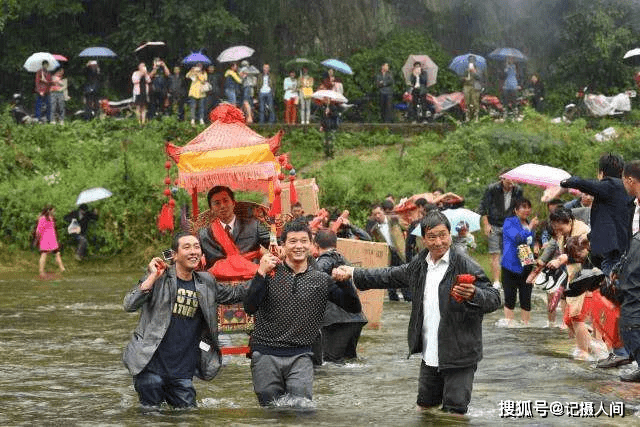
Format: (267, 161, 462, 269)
(378, 218, 394, 248)
(422, 249, 450, 367)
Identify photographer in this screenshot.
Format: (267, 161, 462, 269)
(149, 58, 170, 119)
(122, 232, 248, 407)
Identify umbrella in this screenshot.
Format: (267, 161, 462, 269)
(52, 54, 68, 62)
(183, 52, 212, 65)
(75, 187, 113, 205)
(623, 48, 640, 66)
(240, 64, 260, 75)
(441, 208, 481, 235)
(321, 59, 353, 75)
(78, 47, 117, 58)
(285, 58, 316, 71)
(312, 90, 348, 104)
(401, 54, 438, 87)
(217, 45, 254, 63)
(134, 41, 166, 53)
(134, 41, 167, 61)
(488, 47, 527, 62)
(501, 163, 571, 188)
(448, 53, 486, 76)
(23, 52, 60, 72)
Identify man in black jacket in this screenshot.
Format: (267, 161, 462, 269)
(561, 153, 635, 369)
(617, 160, 640, 381)
(560, 153, 634, 275)
(313, 229, 367, 364)
(333, 211, 500, 414)
(478, 174, 523, 289)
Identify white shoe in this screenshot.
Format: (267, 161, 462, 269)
(190, 119, 195, 126)
(199, 119, 204, 125)
(495, 318, 516, 328)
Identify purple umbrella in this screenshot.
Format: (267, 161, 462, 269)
(183, 52, 212, 65)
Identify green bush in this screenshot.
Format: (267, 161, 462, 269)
(4, 107, 640, 266)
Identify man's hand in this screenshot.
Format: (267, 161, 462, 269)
(451, 281, 476, 302)
(257, 253, 279, 276)
(140, 257, 166, 291)
(332, 265, 355, 281)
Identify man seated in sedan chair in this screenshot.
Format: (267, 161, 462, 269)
(193, 185, 279, 330)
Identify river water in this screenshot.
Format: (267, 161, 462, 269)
(1, 269, 640, 426)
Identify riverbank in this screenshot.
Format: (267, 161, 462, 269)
(3, 108, 640, 265)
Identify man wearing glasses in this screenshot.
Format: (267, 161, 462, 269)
(333, 210, 500, 414)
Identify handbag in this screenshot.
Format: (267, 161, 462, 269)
(201, 82, 213, 95)
(517, 244, 535, 267)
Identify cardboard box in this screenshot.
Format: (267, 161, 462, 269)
(279, 177, 320, 215)
(336, 238, 390, 329)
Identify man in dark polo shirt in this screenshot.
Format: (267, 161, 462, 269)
(244, 220, 361, 406)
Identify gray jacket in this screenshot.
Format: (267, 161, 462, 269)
(122, 267, 247, 380)
(353, 247, 500, 369)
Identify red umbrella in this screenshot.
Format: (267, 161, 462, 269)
(52, 54, 68, 62)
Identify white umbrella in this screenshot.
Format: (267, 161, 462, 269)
(217, 45, 254, 63)
(312, 90, 348, 104)
(23, 52, 60, 72)
(76, 187, 113, 205)
(623, 48, 640, 66)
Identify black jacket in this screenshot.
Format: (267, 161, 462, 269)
(316, 249, 367, 326)
(616, 233, 640, 325)
(477, 182, 523, 227)
(352, 247, 500, 369)
(561, 176, 634, 256)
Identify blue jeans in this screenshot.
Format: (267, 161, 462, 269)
(35, 93, 50, 121)
(620, 323, 640, 363)
(189, 97, 205, 121)
(133, 370, 196, 407)
(225, 88, 237, 106)
(259, 92, 275, 123)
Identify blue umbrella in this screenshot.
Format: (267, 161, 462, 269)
(183, 52, 212, 65)
(448, 53, 486, 76)
(78, 47, 117, 58)
(321, 58, 353, 75)
(488, 47, 527, 62)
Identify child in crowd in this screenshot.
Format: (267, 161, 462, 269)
(452, 221, 476, 253)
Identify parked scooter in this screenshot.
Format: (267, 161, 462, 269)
(10, 93, 37, 124)
(563, 86, 635, 122)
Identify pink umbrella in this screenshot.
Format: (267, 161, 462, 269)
(52, 54, 68, 62)
(502, 163, 580, 198)
(402, 54, 438, 87)
(501, 163, 571, 188)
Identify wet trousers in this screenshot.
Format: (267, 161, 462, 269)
(250, 351, 313, 406)
(133, 370, 196, 407)
(417, 362, 476, 414)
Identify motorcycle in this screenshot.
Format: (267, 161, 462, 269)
(563, 87, 634, 122)
(10, 93, 38, 124)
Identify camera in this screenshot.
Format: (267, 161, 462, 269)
(162, 249, 175, 265)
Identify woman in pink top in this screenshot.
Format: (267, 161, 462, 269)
(36, 204, 65, 277)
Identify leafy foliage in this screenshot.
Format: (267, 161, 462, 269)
(3, 108, 640, 264)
